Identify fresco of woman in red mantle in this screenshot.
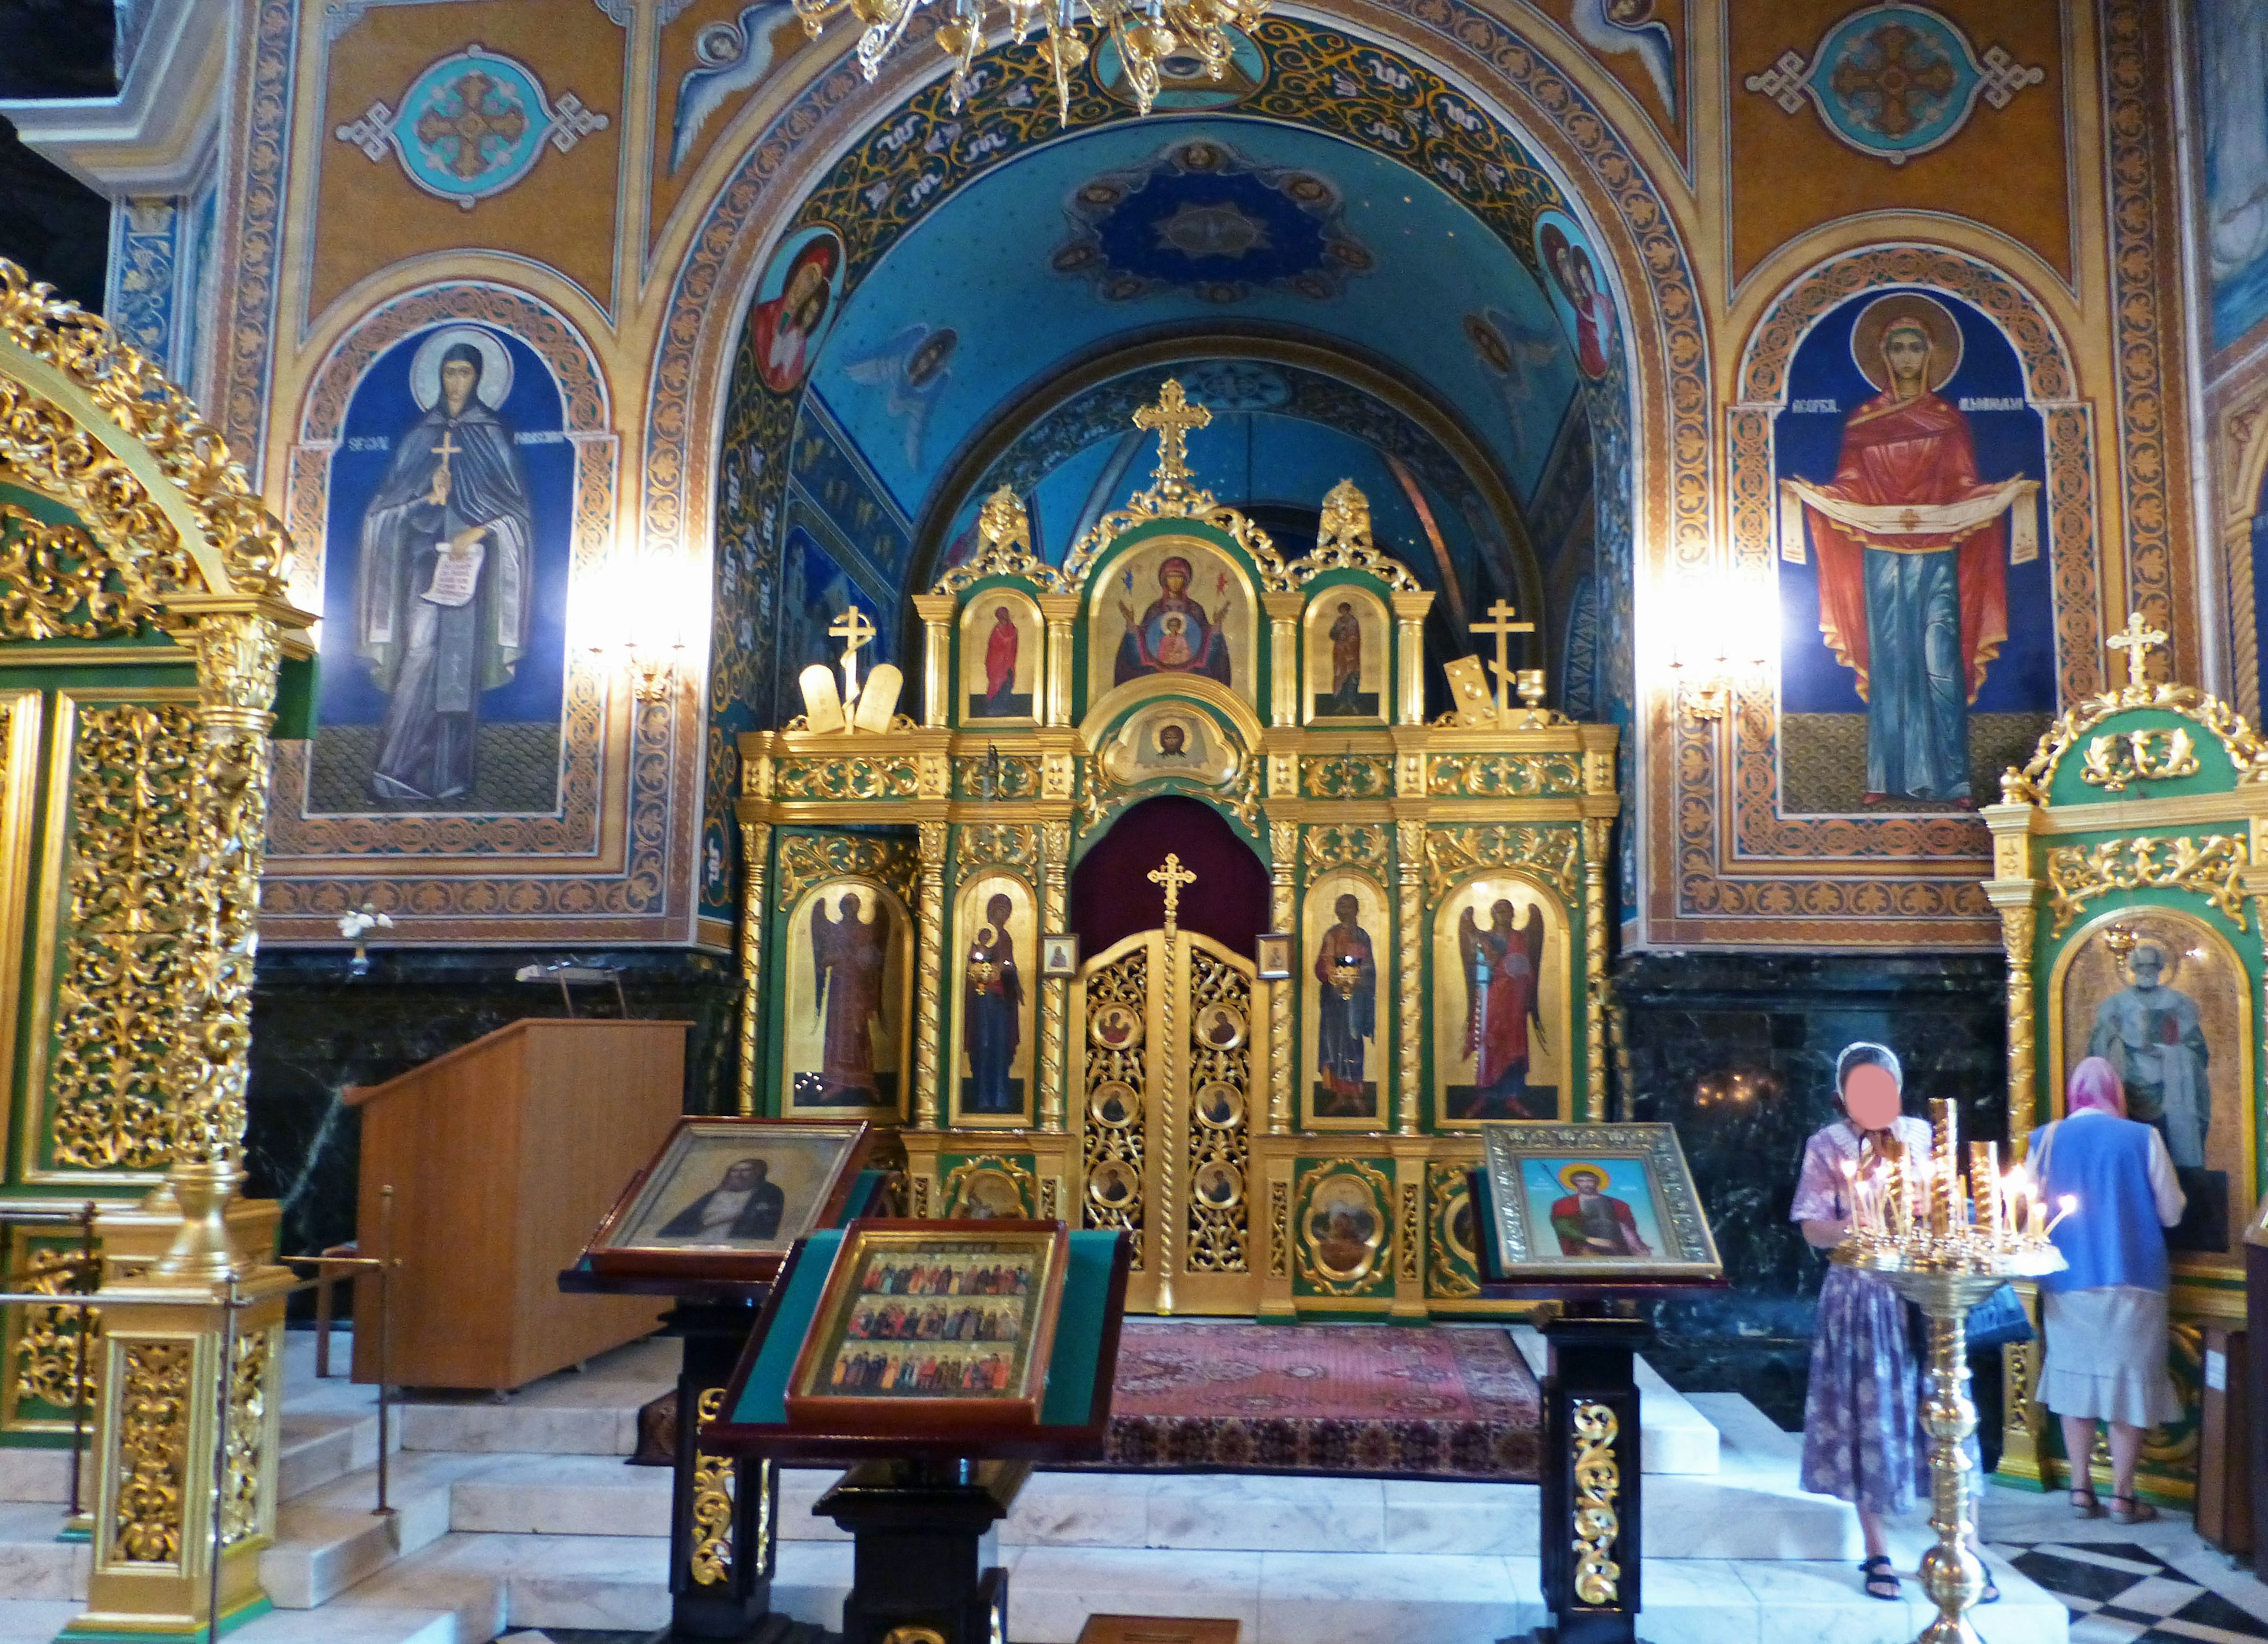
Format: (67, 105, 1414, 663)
(1783, 293, 2038, 806)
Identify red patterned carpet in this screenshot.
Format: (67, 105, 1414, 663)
(1097, 1321, 1541, 1481)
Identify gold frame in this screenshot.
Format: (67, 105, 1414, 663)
(1478, 1121, 1723, 1281)
(2043, 904, 2258, 1281)
(0, 690, 41, 1187)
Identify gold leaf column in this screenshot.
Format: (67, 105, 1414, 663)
(1266, 818, 1295, 1135)
(913, 821, 949, 1128)
(1394, 821, 1423, 1136)
(1038, 821, 1070, 1131)
(735, 818, 771, 1116)
(1582, 817, 1612, 1124)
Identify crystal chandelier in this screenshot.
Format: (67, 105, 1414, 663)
(799, 0, 1270, 121)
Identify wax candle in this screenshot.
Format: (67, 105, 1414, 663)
(1972, 1142, 2000, 1242)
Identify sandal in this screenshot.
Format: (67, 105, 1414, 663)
(2109, 1494, 2159, 1525)
(2070, 1487, 2104, 1519)
(1859, 1555, 1901, 1601)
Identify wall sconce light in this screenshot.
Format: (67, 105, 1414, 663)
(587, 556, 690, 704)
(1668, 582, 1774, 727)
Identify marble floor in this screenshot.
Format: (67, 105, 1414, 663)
(0, 1327, 2254, 1643)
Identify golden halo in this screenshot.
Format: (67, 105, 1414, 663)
(1849, 293, 1964, 395)
(1556, 1161, 1612, 1193)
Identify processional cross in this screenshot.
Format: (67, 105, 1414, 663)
(2106, 609, 2167, 689)
(1471, 600, 1536, 722)
(829, 607, 878, 706)
(1148, 853, 1197, 940)
(1132, 381, 1211, 503)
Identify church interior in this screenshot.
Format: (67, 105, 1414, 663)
(0, 0, 2266, 1640)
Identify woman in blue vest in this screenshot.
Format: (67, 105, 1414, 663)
(2030, 1056, 2185, 1523)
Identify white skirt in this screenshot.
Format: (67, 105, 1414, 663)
(2038, 1286, 2181, 1428)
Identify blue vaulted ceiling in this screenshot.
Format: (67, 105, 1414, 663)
(797, 116, 1584, 579)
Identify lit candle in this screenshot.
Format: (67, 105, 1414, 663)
(2044, 1193, 2077, 1236)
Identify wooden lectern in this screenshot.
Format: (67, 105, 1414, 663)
(346, 1018, 690, 1391)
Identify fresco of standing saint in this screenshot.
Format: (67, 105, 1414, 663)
(809, 891, 892, 1105)
(1782, 293, 2039, 806)
(1312, 891, 1377, 1118)
(962, 891, 1025, 1115)
(351, 328, 533, 803)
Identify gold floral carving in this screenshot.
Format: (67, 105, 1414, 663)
(772, 756, 921, 801)
(737, 820, 770, 1116)
(1398, 1182, 1420, 1281)
(1302, 755, 1390, 799)
(957, 823, 1040, 872)
(1269, 1180, 1289, 1278)
(166, 608, 283, 1171)
(1582, 817, 1611, 1124)
(12, 1246, 97, 1417)
(2080, 728, 2200, 792)
(1267, 821, 1295, 1135)
(1426, 753, 1585, 797)
(2005, 683, 2268, 803)
(52, 703, 198, 1172)
(220, 1330, 268, 1549)
(1396, 820, 1423, 1135)
(1997, 901, 2038, 1145)
(1040, 819, 1070, 1133)
(1184, 946, 1250, 1274)
(1422, 825, 1582, 903)
(0, 504, 168, 639)
(930, 486, 1070, 594)
(1572, 1401, 1622, 1605)
(2042, 835, 2249, 936)
(0, 262, 286, 598)
(1280, 480, 1423, 591)
(689, 1386, 734, 1587)
(112, 1340, 191, 1566)
(1302, 823, 1390, 877)
(1426, 1166, 1479, 1298)
(913, 822, 949, 1128)
(954, 753, 1042, 799)
(774, 832, 916, 911)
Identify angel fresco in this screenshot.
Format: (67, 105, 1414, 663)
(1114, 556, 1233, 688)
(810, 891, 890, 1105)
(1457, 899, 1546, 1119)
(840, 324, 957, 469)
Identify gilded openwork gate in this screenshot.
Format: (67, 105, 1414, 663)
(1075, 926, 1259, 1314)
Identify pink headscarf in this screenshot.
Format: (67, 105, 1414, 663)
(2066, 1056, 2127, 1118)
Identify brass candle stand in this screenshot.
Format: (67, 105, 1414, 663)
(1832, 1099, 2068, 1644)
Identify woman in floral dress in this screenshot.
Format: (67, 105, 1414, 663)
(1793, 1041, 1997, 1603)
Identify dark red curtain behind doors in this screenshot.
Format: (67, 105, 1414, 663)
(1069, 795, 1270, 959)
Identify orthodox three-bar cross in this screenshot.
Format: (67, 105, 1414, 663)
(2106, 608, 2167, 689)
(1471, 600, 1536, 722)
(1149, 853, 1197, 940)
(1133, 381, 1211, 502)
(829, 607, 878, 705)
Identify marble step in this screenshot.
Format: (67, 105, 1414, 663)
(327, 1531, 2068, 1644)
(0, 1601, 465, 1644)
(1507, 1324, 1720, 1474)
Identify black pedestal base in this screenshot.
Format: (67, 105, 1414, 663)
(1538, 1311, 1654, 1644)
(817, 1460, 1027, 1644)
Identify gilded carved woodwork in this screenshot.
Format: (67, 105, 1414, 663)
(1398, 1183, 1420, 1281)
(2003, 678, 2268, 804)
(1426, 753, 1586, 798)
(1040, 819, 1070, 1132)
(737, 820, 770, 1117)
(1282, 480, 1423, 592)
(1302, 822, 1392, 878)
(1269, 1180, 1289, 1278)
(111, 1341, 192, 1566)
(773, 754, 921, 801)
(688, 1386, 734, 1587)
(1422, 824, 1583, 903)
(2080, 728, 2199, 792)
(944, 1156, 1038, 1216)
(1997, 901, 2038, 1145)
(913, 822, 949, 1128)
(52, 702, 198, 1173)
(0, 504, 167, 640)
(1081, 945, 1146, 1261)
(1571, 1401, 1622, 1605)
(774, 832, 916, 911)
(220, 1329, 269, 1550)
(1184, 947, 1251, 1274)
(954, 752, 1042, 799)
(957, 822, 1040, 873)
(1293, 1160, 1391, 1296)
(2042, 834, 2249, 935)
(1582, 818, 1612, 1124)
(12, 1245, 97, 1418)
(1302, 754, 1390, 799)
(1395, 821, 1423, 1136)
(1426, 1165, 1479, 1298)
(1267, 819, 1295, 1135)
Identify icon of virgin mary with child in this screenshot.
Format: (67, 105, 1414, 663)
(1114, 556, 1232, 687)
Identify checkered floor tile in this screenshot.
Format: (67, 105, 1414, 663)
(1997, 1542, 2268, 1644)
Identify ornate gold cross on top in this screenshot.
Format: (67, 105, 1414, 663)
(1148, 852, 1197, 940)
(829, 606, 878, 704)
(1469, 600, 1536, 722)
(2106, 608, 2168, 689)
(1132, 380, 1211, 503)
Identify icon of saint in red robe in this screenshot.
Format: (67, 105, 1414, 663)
(1781, 294, 2039, 805)
(1456, 898, 1546, 1119)
(1549, 1167, 1652, 1257)
(969, 605, 1028, 718)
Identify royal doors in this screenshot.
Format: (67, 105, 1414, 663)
(1075, 926, 1260, 1314)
